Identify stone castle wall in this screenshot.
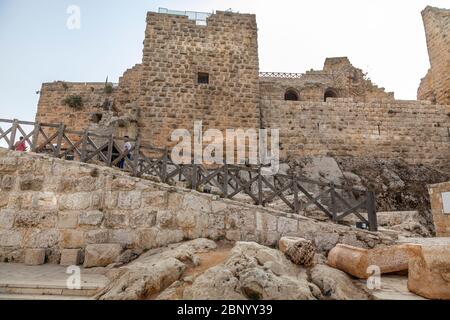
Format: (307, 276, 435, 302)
(137, 11, 260, 147)
(259, 57, 394, 104)
(261, 98, 450, 168)
(418, 6, 450, 105)
(32, 8, 450, 168)
(0, 148, 393, 264)
(36, 82, 111, 132)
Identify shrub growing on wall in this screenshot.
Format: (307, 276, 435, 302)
(63, 95, 83, 110)
(104, 83, 114, 94)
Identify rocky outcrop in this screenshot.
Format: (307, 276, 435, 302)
(154, 241, 371, 300)
(95, 238, 217, 300)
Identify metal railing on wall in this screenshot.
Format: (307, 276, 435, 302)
(259, 72, 305, 79)
(0, 118, 378, 231)
(158, 7, 212, 25)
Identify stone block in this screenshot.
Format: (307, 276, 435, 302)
(327, 243, 421, 279)
(32, 192, 57, 211)
(117, 191, 142, 209)
(79, 210, 104, 226)
(109, 229, 136, 247)
(0, 230, 22, 247)
(277, 217, 298, 234)
(85, 229, 109, 244)
(19, 175, 44, 191)
(60, 229, 85, 249)
(60, 249, 82, 266)
(0, 209, 15, 229)
(24, 248, 46, 265)
(57, 212, 78, 228)
(136, 228, 157, 250)
(59, 193, 91, 210)
(23, 229, 59, 248)
(1, 175, 15, 191)
(408, 244, 450, 300)
(84, 244, 122, 268)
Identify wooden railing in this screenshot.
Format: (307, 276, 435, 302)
(0, 118, 378, 231)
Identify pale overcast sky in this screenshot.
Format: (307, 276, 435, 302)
(0, 0, 448, 122)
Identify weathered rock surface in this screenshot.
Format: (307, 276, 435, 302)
(408, 245, 450, 300)
(96, 238, 217, 300)
(310, 264, 372, 300)
(84, 244, 123, 268)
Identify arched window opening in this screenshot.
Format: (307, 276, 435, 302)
(324, 89, 338, 102)
(284, 89, 299, 101)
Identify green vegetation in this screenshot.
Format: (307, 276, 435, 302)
(63, 95, 83, 110)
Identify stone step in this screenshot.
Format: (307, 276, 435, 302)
(0, 285, 99, 297)
(0, 293, 92, 300)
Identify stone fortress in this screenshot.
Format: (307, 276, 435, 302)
(1, 5, 450, 301)
(35, 6, 450, 169)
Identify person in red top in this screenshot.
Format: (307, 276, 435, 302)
(14, 137, 27, 152)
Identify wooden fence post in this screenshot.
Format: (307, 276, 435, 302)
(161, 147, 168, 183)
(367, 191, 378, 231)
(107, 134, 114, 167)
(330, 182, 337, 222)
(257, 166, 263, 205)
(9, 119, 18, 150)
(223, 163, 228, 198)
(31, 122, 40, 152)
(192, 162, 198, 191)
(293, 175, 299, 214)
(81, 130, 88, 162)
(54, 123, 65, 157)
(132, 137, 140, 177)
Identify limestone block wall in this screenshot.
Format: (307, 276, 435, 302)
(417, 69, 436, 103)
(0, 148, 393, 264)
(420, 6, 450, 105)
(114, 64, 143, 117)
(138, 11, 260, 147)
(428, 181, 450, 236)
(35, 82, 112, 135)
(261, 99, 450, 168)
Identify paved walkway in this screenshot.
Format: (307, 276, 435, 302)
(0, 263, 109, 300)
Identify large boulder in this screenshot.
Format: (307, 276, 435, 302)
(407, 245, 450, 300)
(310, 264, 372, 300)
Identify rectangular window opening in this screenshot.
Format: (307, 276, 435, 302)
(197, 72, 209, 84)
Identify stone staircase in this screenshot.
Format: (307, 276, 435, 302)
(0, 263, 108, 300)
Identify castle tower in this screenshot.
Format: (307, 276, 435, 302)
(138, 10, 260, 147)
(419, 6, 450, 105)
